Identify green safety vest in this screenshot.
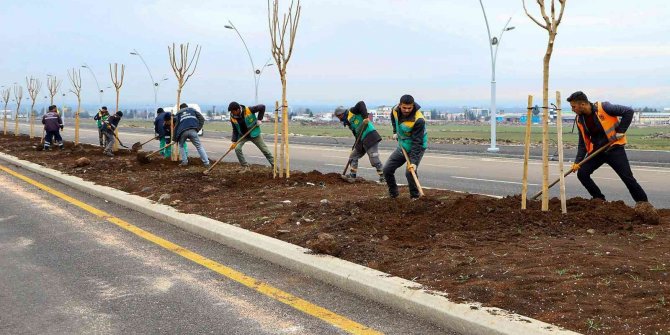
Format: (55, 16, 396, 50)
(392, 108, 428, 152)
(231, 106, 261, 138)
(96, 113, 109, 128)
(346, 110, 375, 140)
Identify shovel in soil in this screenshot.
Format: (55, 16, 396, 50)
(400, 146, 424, 197)
(203, 124, 258, 175)
(137, 141, 178, 164)
(531, 141, 614, 200)
(132, 136, 157, 152)
(35, 129, 45, 151)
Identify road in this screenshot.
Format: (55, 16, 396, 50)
(10, 122, 670, 208)
(0, 163, 452, 334)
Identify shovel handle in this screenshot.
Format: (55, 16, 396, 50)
(400, 146, 424, 197)
(145, 141, 178, 159)
(530, 141, 614, 200)
(204, 124, 259, 175)
(342, 120, 368, 175)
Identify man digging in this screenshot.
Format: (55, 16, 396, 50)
(101, 111, 123, 157)
(94, 106, 109, 147)
(383, 94, 427, 199)
(174, 103, 209, 167)
(334, 101, 384, 183)
(228, 101, 274, 173)
(41, 105, 64, 150)
(567, 91, 658, 223)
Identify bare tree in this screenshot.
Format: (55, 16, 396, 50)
(47, 76, 62, 106)
(268, 0, 301, 178)
(523, 0, 566, 211)
(168, 42, 201, 161)
(13, 85, 23, 136)
(2, 87, 11, 135)
(26, 76, 42, 139)
(68, 68, 83, 145)
(109, 63, 125, 152)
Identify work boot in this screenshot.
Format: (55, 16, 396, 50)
(239, 166, 250, 174)
(104, 151, 114, 157)
(99, 141, 104, 147)
(348, 172, 357, 179)
(378, 174, 385, 184)
(59, 144, 65, 150)
(43, 145, 50, 151)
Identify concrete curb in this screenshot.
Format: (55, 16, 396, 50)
(0, 152, 580, 335)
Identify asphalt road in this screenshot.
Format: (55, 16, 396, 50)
(11, 122, 670, 208)
(0, 164, 453, 335)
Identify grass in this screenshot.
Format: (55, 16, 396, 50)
(75, 118, 670, 150)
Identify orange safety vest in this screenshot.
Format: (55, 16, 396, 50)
(575, 102, 627, 153)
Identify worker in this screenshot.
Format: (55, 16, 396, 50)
(567, 91, 649, 204)
(228, 101, 274, 173)
(174, 103, 209, 167)
(334, 101, 384, 182)
(383, 94, 428, 199)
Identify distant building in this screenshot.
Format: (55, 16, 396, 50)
(638, 112, 670, 125)
(369, 105, 392, 122)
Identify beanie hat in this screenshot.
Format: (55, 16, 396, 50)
(228, 101, 241, 112)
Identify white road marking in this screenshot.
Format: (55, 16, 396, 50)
(450, 176, 539, 186)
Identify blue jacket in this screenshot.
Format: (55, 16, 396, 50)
(154, 112, 166, 137)
(42, 111, 63, 132)
(174, 107, 204, 139)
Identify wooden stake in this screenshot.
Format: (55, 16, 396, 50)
(2, 88, 10, 136)
(109, 63, 125, 152)
(284, 100, 290, 178)
(273, 100, 279, 178)
(556, 91, 567, 213)
(13, 85, 23, 136)
(521, 95, 533, 210)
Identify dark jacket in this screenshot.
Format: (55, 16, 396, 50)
(42, 111, 63, 132)
(174, 107, 205, 139)
(391, 102, 426, 165)
(103, 114, 122, 132)
(575, 101, 633, 163)
(154, 112, 166, 137)
(339, 101, 382, 150)
(230, 104, 265, 142)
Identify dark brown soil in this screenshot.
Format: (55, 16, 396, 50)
(2, 134, 669, 335)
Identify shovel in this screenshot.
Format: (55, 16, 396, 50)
(132, 136, 157, 152)
(137, 141, 178, 164)
(203, 124, 259, 175)
(400, 146, 425, 197)
(104, 124, 129, 149)
(36, 129, 45, 151)
(531, 141, 614, 200)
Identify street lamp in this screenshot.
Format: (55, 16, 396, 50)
(81, 63, 103, 105)
(225, 20, 273, 104)
(130, 49, 166, 111)
(479, 0, 515, 152)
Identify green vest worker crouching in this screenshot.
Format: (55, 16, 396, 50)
(334, 101, 385, 183)
(383, 94, 428, 199)
(228, 102, 274, 173)
(567, 91, 650, 205)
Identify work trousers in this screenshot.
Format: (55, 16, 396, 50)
(235, 135, 274, 167)
(576, 145, 648, 202)
(383, 147, 425, 198)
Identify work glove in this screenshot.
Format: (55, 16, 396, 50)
(230, 142, 237, 150)
(256, 120, 263, 126)
(571, 163, 580, 172)
(392, 134, 398, 140)
(408, 163, 416, 171)
(614, 133, 625, 140)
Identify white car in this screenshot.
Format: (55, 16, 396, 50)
(163, 103, 205, 136)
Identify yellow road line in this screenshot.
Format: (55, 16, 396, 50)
(0, 163, 383, 335)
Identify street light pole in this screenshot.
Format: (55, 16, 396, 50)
(224, 20, 273, 104)
(479, 0, 514, 153)
(81, 63, 103, 105)
(130, 49, 163, 111)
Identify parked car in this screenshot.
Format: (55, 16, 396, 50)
(162, 103, 205, 136)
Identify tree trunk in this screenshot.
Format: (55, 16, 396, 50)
(541, 33, 555, 211)
(3, 102, 7, 135)
(30, 102, 35, 138)
(75, 97, 81, 145)
(14, 102, 21, 136)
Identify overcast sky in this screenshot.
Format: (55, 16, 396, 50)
(1, 0, 668, 109)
